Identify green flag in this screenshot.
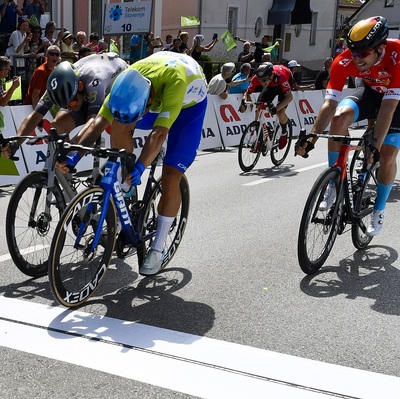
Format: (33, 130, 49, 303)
(5, 77, 22, 102)
(29, 14, 40, 27)
(220, 30, 236, 52)
(181, 16, 200, 27)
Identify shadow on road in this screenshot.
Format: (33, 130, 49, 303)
(299, 245, 400, 315)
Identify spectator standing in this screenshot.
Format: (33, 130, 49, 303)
(333, 37, 345, 59)
(60, 30, 77, 63)
(169, 38, 182, 53)
(179, 31, 190, 54)
(263, 38, 283, 63)
(72, 31, 87, 52)
(6, 16, 32, 75)
(0, 1, 23, 36)
(23, 0, 45, 26)
(42, 21, 63, 48)
(129, 34, 146, 62)
(85, 32, 99, 52)
(235, 34, 270, 64)
(314, 57, 333, 90)
(237, 41, 254, 64)
(229, 63, 252, 94)
(0, 55, 19, 105)
(25, 25, 46, 81)
(208, 63, 249, 99)
(287, 60, 314, 91)
(191, 34, 217, 61)
(78, 46, 92, 59)
(24, 45, 60, 107)
(162, 34, 173, 50)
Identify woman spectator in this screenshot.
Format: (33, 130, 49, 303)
(25, 25, 46, 80)
(191, 34, 217, 61)
(42, 21, 63, 48)
(6, 16, 32, 76)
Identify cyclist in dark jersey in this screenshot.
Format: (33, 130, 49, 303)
(241, 62, 293, 148)
(296, 16, 400, 236)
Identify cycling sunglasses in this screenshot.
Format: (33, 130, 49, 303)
(350, 49, 374, 59)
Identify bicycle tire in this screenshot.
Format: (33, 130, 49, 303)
(5, 171, 65, 277)
(270, 119, 293, 166)
(49, 187, 117, 308)
(298, 167, 342, 274)
(351, 165, 378, 249)
(137, 175, 190, 272)
(238, 121, 262, 172)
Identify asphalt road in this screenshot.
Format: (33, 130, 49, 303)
(1, 129, 400, 398)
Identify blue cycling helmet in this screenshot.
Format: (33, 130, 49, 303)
(109, 69, 151, 124)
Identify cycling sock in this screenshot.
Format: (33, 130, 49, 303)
(280, 122, 288, 135)
(374, 182, 393, 211)
(328, 151, 339, 167)
(151, 214, 175, 252)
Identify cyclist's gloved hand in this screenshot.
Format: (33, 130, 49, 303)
(294, 132, 314, 158)
(239, 99, 247, 113)
(65, 152, 82, 169)
(267, 103, 276, 116)
(128, 161, 146, 186)
(368, 145, 380, 164)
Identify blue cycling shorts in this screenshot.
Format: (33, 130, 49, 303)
(137, 98, 207, 173)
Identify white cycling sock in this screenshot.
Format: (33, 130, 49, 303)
(151, 215, 175, 252)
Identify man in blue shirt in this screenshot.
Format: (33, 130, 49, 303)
(229, 63, 252, 94)
(0, 1, 23, 34)
(129, 34, 147, 63)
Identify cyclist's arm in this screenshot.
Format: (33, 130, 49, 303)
(16, 110, 45, 138)
(374, 99, 399, 150)
(296, 98, 337, 157)
(137, 125, 169, 168)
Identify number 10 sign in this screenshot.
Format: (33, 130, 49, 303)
(103, 1, 153, 35)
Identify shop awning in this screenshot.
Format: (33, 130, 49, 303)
(267, 0, 312, 25)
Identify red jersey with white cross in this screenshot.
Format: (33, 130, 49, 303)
(326, 39, 400, 102)
(247, 64, 292, 94)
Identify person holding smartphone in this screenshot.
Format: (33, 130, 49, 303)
(190, 33, 218, 61)
(0, 0, 23, 36)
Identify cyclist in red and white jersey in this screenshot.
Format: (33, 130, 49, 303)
(241, 62, 293, 148)
(297, 16, 400, 236)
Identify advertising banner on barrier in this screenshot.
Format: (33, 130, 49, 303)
(292, 90, 324, 132)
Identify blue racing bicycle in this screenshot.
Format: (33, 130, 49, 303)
(48, 143, 190, 308)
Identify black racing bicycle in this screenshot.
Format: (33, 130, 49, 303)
(3, 129, 102, 278)
(297, 128, 379, 275)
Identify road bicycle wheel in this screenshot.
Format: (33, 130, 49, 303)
(270, 119, 293, 166)
(298, 167, 343, 274)
(137, 175, 190, 272)
(49, 187, 117, 308)
(238, 121, 262, 172)
(6, 171, 65, 277)
(351, 166, 378, 249)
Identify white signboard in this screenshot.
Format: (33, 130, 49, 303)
(103, 1, 153, 35)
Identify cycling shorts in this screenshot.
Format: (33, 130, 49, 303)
(136, 98, 207, 173)
(338, 86, 400, 134)
(257, 85, 287, 106)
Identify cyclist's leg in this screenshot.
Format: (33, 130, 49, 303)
(140, 99, 207, 275)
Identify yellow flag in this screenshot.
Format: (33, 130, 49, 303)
(181, 16, 200, 27)
(5, 76, 22, 101)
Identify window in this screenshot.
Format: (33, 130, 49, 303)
(309, 12, 318, 45)
(254, 16, 263, 38)
(228, 7, 238, 37)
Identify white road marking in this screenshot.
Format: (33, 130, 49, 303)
(0, 245, 48, 263)
(1, 297, 399, 398)
(243, 162, 328, 186)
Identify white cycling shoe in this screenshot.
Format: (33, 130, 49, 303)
(319, 183, 336, 211)
(366, 210, 385, 237)
(139, 248, 166, 276)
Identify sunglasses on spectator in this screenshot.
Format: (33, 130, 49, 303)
(350, 49, 374, 59)
(48, 51, 60, 57)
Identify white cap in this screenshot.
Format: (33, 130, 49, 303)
(288, 60, 301, 68)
